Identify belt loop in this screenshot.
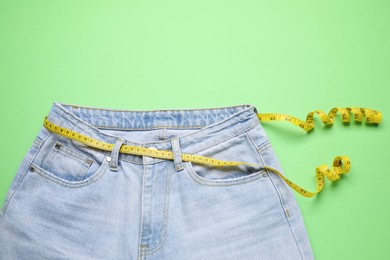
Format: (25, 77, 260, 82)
(109, 138, 126, 172)
(171, 137, 184, 172)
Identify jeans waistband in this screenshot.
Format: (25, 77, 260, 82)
(46, 102, 262, 164)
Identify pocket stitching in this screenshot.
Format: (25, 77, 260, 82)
(247, 126, 290, 219)
(31, 155, 109, 188)
(256, 145, 293, 224)
(43, 141, 94, 181)
(56, 142, 94, 163)
(246, 124, 272, 153)
(0, 133, 50, 224)
(184, 161, 267, 186)
(183, 129, 268, 186)
(44, 141, 93, 166)
(189, 128, 250, 155)
(259, 150, 305, 259)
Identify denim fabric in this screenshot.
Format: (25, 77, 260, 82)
(0, 102, 315, 259)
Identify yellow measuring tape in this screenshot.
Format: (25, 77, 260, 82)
(42, 106, 382, 198)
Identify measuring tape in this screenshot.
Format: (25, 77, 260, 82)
(42, 106, 381, 198)
(257, 106, 382, 132)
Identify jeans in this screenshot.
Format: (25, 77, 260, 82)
(0, 102, 315, 259)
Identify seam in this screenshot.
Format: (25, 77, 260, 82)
(57, 101, 253, 113)
(43, 146, 57, 169)
(49, 106, 122, 142)
(130, 119, 260, 166)
(184, 161, 267, 186)
(45, 144, 92, 169)
(54, 102, 254, 136)
(256, 141, 272, 154)
(142, 166, 172, 255)
(65, 146, 152, 178)
(184, 120, 260, 159)
(258, 151, 304, 259)
(93, 125, 207, 130)
(129, 122, 258, 168)
(31, 156, 108, 188)
(138, 165, 147, 260)
(43, 142, 93, 182)
(245, 127, 271, 154)
(54, 141, 94, 163)
(0, 131, 51, 225)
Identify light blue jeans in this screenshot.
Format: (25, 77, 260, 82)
(0, 102, 315, 259)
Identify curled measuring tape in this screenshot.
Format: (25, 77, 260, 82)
(257, 107, 382, 131)
(42, 106, 381, 198)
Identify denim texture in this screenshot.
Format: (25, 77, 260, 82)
(0, 102, 315, 259)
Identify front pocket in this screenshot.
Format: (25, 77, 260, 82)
(42, 141, 94, 182)
(29, 134, 110, 188)
(30, 154, 109, 188)
(183, 129, 269, 186)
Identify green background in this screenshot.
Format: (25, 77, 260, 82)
(0, 1, 389, 259)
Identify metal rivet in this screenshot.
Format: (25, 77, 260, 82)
(29, 166, 35, 172)
(106, 157, 111, 162)
(86, 159, 93, 164)
(55, 143, 61, 149)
